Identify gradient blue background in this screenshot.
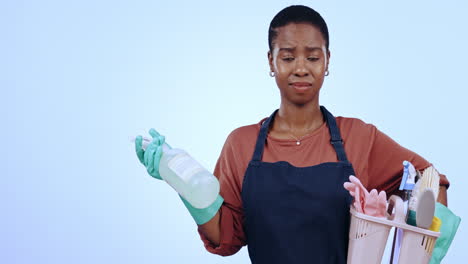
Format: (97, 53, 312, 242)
(2, 0, 466, 263)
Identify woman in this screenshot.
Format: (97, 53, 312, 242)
(135, 5, 449, 263)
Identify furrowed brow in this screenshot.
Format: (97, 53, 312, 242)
(279, 47, 295, 52)
(306, 47, 322, 52)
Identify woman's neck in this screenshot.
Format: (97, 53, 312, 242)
(272, 101, 324, 137)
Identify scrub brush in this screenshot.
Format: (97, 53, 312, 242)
(407, 166, 440, 228)
(408, 166, 440, 211)
(420, 166, 440, 198)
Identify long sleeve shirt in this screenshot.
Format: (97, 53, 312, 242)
(197, 116, 450, 256)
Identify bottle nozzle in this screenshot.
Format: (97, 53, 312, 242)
(131, 136, 171, 151)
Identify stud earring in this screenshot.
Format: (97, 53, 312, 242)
(269, 71, 275, 77)
(325, 70, 329, 76)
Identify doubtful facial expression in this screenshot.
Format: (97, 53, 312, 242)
(268, 23, 330, 106)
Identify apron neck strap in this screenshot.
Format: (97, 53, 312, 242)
(251, 106, 350, 163)
(251, 109, 277, 162)
(320, 106, 349, 163)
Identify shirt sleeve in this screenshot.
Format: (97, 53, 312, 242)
(366, 125, 450, 196)
(197, 132, 247, 256)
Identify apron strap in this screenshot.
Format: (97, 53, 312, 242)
(251, 107, 350, 163)
(251, 109, 277, 162)
(321, 106, 350, 163)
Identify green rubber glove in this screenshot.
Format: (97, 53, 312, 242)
(429, 203, 461, 264)
(180, 194, 224, 225)
(135, 128, 165, 180)
(135, 128, 224, 225)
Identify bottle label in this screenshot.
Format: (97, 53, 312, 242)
(167, 152, 205, 183)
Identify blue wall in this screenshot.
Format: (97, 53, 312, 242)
(2, 1, 466, 263)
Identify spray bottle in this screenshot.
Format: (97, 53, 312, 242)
(133, 136, 220, 209)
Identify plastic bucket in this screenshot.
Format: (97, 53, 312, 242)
(347, 195, 440, 264)
(348, 210, 393, 263)
(397, 224, 440, 263)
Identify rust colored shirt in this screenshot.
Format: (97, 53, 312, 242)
(197, 116, 449, 256)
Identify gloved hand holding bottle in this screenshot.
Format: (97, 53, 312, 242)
(135, 128, 224, 225)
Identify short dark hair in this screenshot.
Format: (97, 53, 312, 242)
(268, 5, 329, 52)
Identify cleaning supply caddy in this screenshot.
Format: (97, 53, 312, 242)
(347, 195, 440, 264)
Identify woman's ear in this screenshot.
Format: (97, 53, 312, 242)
(268, 50, 274, 72)
(326, 50, 331, 71)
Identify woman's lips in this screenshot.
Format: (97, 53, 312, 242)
(290, 82, 312, 92)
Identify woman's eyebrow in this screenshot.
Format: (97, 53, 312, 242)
(278, 47, 322, 52)
(306, 47, 322, 51)
(279, 47, 295, 52)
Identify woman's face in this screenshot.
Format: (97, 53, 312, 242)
(268, 23, 330, 106)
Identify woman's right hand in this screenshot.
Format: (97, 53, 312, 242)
(135, 128, 166, 180)
(135, 128, 224, 227)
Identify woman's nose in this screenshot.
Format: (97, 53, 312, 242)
(293, 58, 309, 76)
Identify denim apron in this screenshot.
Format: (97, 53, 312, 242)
(241, 106, 355, 264)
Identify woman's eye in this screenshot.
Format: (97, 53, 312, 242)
(282, 57, 294, 62)
(308, 57, 319, 61)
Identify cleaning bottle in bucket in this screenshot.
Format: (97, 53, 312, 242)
(134, 135, 220, 209)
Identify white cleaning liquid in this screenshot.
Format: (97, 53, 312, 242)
(134, 136, 220, 209)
